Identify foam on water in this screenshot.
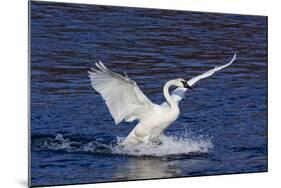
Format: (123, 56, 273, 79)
(114, 134, 213, 157)
(33, 131, 213, 157)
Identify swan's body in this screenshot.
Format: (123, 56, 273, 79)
(88, 54, 236, 146)
(120, 80, 182, 145)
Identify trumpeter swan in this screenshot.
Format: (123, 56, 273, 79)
(88, 53, 236, 146)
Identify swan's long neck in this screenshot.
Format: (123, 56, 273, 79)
(163, 80, 179, 110)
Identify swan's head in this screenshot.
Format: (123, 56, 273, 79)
(175, 78, 192, 89)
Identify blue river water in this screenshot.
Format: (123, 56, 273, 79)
(30, 1, 267, 187)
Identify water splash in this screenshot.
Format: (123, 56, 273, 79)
(114, 134, 213, 157)
(32, 131, 213, 157)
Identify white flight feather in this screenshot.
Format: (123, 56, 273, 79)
(163, 53, 237, 105)
(88, 61, 153, 125)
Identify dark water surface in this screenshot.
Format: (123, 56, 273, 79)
(30, 1, 267, 187)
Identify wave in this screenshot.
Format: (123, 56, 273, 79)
(31, 131, 213, 157)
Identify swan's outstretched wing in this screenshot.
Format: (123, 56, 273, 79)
(166, 53, 236, 104)
(88, 62, 154, 125)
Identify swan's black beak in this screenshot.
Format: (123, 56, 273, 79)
(181, 81, 192, 90)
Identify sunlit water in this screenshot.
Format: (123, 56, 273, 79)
(30, 1, 267, 186)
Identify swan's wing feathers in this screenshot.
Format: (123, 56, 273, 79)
(88, 62, 153, 125)
(168, 53, 236, 104)
(188, 53, 236, 87)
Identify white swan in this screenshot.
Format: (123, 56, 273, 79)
(88, 53, 236, 146)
